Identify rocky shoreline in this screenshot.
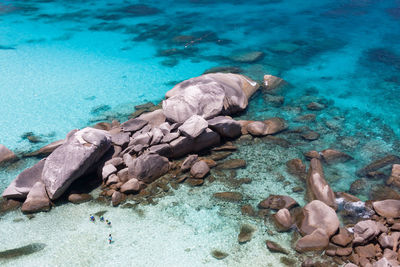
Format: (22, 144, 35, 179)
(1, 73, 400, 266)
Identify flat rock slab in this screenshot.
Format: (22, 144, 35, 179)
(42, 127, 112, 200)
(120, 118, 148, 132)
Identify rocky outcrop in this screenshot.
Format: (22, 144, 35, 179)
(286, 158, 306, 180)
(373, 199, 400, 218)
(320, 149, 353, 164)
(120, 118, 148, 132)
(246, 118, 287, 136)
(120, 178, 143, 194)
(21, 181, 51, 214)
(163, 73, 259, 123)
(0, 144, 16, 165)
(42, 128, 112, 200)
(306, 158, 337, 209)
(127, 153, 169, 183)
(207, 116, 242, 139)
(2, 159, 45, 199)
(299, 200, 339, 237)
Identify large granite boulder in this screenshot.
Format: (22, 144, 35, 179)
(42, 128, 112, 200)
(306, 158, 337, 209)
(21, 181, 51, 214)
(246, 118, 287, 136)
(2, 159, 45, 199)
(207, 116, 242, 139)
(0, 144, 16, 165)
(178, 115, 208, 138)
(295, 228, 329, 252)
(127, 153, 169, 183)
(163, 73, 259, 123)
(299, 200, 339, 237)
(373, 199, 400, 218)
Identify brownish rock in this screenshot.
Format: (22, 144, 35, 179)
(292, 186, 304, 193)
(21, 181, 51, 214)
(241, 205, 256, 216)
(120, 178, 144, 194)
(295, 228, 329, 252)
(273, 208, 293, 232)
(213, 192, 243, 202)
(111, 191, 126, 207)
(200, 158, 217, 168)
(293, 114, 316, 122)
(320, 149, 353, 164)
(354, 244, 376, 258)
(307, 102, 325, 111)
(356, 155, 400, 177)
(246, 118, 287, 136)
(336, 247, 352, 256)
(190, 160, 210, 179)
(286, 158, 307, 180)
(25, 139, 65, 157)
(210, 151, 232, 161)
(186, 178, 204, 186)
(387, 164, 400, 188)
(373, 199, 400, 218)
(211, 250, 229, 260)
(68, 193, 93, 204)
(301, 131, 320, 141)
(263, 75, 287, 92)
(266, 240, 289, 254)
(306, 158, 337, 209)
(349, 178, 367, 195)
(331, 227, 353, 247)
(217, 159, 246, 169)
(238, 224, 256, 243)
(304, 150, 321, 160)
(369, 185, 400, 201)
(258, 195, 298, 210)
(0, 144, 17, 165)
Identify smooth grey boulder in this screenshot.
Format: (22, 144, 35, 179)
(127, 153, 169, 183)
(207, 116, 241, 139)
(104, 157, 124, 169)
(162, 132, 180, 143)
(102, 164, 117, 180)
(149, 127, 164, 146)
(181, 154, 198, 171)
(42, 127, 112, 200)
(190, 160, 210, 179)
(111, 132, 130, 147)
(178, 115, 208, 138)
(2, 159, 45, 199)
(21, 180, 51, 214)
(121, 118, 148, 132)
(0, 144, 16, 164)
(129, 132, 152, 147)
(148, 144, 171, 157)
(158, 122, 171, 135)
(163, 73, 259, 123)
(25, 139, 65, 157)
(138, 109, 166, 127)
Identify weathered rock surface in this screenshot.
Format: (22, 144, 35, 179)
(21, 181, 51, 214)
(299, 200, 339, 237)
(181, 154, 198, 171)
(238, 224, 256, 243)
(190, 160, 210, 179)
(127, 153, 169, 183)
(331, 227, 353, 247)
(102, 164, 117, 180)
(2, 159, 45, 199)
(353, 220, 382, 245)
(265, 240, 289, 254)
(42, 128, 112, 200)
(111, 191, 125, 206)
(258, 195, 298, 210)
(120, 178, 143, 194)
(213, 192, 243, 202)
(295, 228, 329, 252)
(263, 75, 286, 92)
(138, 109, 166, 127)
(178, 115, 208, 138)
(273, 208, 293, 231)
(163, 73, 259, 123)
(386, 164, 400, 188)
(246, 118, 287, 136)
(373, 199, 400, 218)
(120, 118, 148, 132)
(207, 116, 242, 139)
(306, 158, 337, 209)
(356, 155, 400, 177)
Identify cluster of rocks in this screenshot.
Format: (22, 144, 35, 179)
(264, 154, 400, 266)
(1, 73, 290, 214)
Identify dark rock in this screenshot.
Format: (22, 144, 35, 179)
(349, 178, 367, 195)
(357, 155, 400, 177)
(204, 66, 242, 74)
(68, 193, 93, 204)
(306, 158, 337, 209)
(264, 94, 284, 107)
(127, 153, 169, 183)
(301, 131, 320, 141)
(217, 159, 246, 170)
(354, 244, 376, 258)
(0, 243, 46, 260)
(120, 118, 148, 132)
(190, 160, 210, 179)
(386, 164, 400, 188)
(229, 50, 264, 63)
(266, 240, 289, 254)
(186, 178, 204, 186)
(0, 199, 22, 213)
(303, 150, 321, 160)
(42, 128, 111, 200)
(148, 143, 171, 157)
(238, 224, 256, 243)
(106, 174, 119, 186)
(286, 158, 306, 180)
(102, 164, 117, 180)
(307, 102, 325, 111)
(213, 192, 243, 202)
(211, 250, 229, 260)
(370, 185, 400, 200)
(258, 195, 298, 210)
(2, 159, 45, 199)
(207, 116, 241, 139)
(21, 181, 51, 214)
(293, 114, 316, 122)
(241, 205, 256, 216)
(320, 149, 353, 164)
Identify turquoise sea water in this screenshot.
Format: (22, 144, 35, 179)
(1, 0, 400, 265)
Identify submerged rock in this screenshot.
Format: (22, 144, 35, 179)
(68, 193, 93, 204)
(238, 224, 256, 243)
(211, 250, 229, 260)
(181, 154, 198, 171)
(266, 240, 289, 254)
(2, 159, 45, 199)
(42, 128, 112, 200)
(0, 243, 46, 260)
(21, 181, 51, 214)
(217, 159, 246, 169)
(120, 118, 148, 132)
(306, 158, 337, 209)
(229, 50, 264, 63)
(258, 195, 298, 210)
(386, 164, 400, 188)
(120, 178, 144, 194)
(356, 155, 400, 177)
(213, 192, 243, 202)
(163, 73, 259, 123)
(263, 75, 287, 93)
(0, 144, 16, 165)
(286, 158, 306, 180)
(320, 149, 353, 164)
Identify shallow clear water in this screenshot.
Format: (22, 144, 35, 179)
(1, 0, 400, 265)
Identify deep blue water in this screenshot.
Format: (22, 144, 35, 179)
(1, 0, 400, 265)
